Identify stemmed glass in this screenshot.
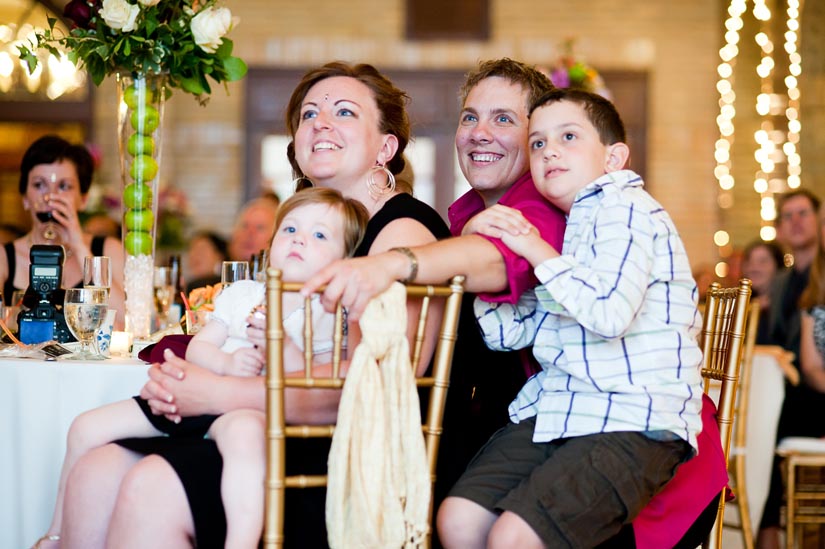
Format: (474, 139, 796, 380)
(33, 193, 59, 241)
(83, 256, 112, 296)
(63, 288, 109, 360)
(153, 266, 175, 330)
(221, 261, 250, 289)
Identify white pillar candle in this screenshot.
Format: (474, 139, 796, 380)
(110, 331, 132, 357)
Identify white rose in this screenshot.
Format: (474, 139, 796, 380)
(190, 6, 233, 54)
(100, 0, 140, 32)
(137, 0, 161, 6)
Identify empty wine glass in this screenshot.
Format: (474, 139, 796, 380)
(221, 261, 250, 289)
(153, 266, 175, 330)
(63, 288, 109, 360)
(84, 256, 112, 295)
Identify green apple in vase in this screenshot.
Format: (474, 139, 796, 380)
(130, 155, 159, 182)
(127, 133, 155, 157)
(123, 182, 153, 209)
(123, 85, 157, 110)
(124, 230, 153, 256)
(124, 208, 154, 232)
(130, 105, 160, 134)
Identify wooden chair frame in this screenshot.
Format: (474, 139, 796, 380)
(700, 278, 753, 549)
(262, 269, 465, 548)
(721, 297, 761, 548)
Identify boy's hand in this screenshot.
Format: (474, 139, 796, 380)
(468, 204, 560, 267)
(225, 347, 265, 377)
(462, 204, 533, 238)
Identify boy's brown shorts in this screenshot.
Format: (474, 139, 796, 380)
(448, 416, 692, 547)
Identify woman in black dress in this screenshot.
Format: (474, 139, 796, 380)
(59, 62, 455, 549)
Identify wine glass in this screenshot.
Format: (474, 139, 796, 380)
(153, 266, 175, 330)
(84, 256, 112, 295)
(63, 288, 109, 360)
(221, 261, 250, 289)
(33, 193, 59, 241)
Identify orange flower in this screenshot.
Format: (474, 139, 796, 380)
(188, 283, 222, 312)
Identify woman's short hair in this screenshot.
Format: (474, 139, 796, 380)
(459, 58, 554, 112)
(19, 135, 94, 195)
(274, 187, 369, 257)
(285, 62, 412, 194)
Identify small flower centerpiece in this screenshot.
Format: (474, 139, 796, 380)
(19, 0, 247, 339)
(542, 39, 611, 99)
(187, 283, 222, 313)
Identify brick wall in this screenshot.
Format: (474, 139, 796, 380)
(92, 0, 722, 268)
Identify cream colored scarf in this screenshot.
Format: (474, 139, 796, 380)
(326, 282, 430, 548)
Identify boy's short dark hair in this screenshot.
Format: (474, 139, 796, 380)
(529, 88, 627, 146)
(775, 188, 821, 219)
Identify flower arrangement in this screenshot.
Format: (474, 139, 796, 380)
(17, 0, 247, 103)
(542, 39, 611, 99)
(187, 283, 222, 312)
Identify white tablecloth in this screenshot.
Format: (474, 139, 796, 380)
(0, 355, 150, 549)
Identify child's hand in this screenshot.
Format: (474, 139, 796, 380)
(225, 347, 265, 377)
(245, 308, 267, 349)
(462, 204, 533, 238)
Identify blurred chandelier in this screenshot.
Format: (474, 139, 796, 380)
(0, 4, 85, 100)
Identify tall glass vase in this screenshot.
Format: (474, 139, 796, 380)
(116, 71, 168, 340)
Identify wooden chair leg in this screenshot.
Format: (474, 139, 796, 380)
(734, 454, 754, 548)
(785, 457, 795, 549)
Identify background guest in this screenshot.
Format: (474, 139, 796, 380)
(0, 135, 126, 328)
(185, 230, 228, 290)
(227, 197, 279, 263)
(82, 213, 121, 239)
(757, 189, 824, 549)
(742, 239, 785, 344)
(798, 207, 825, 392)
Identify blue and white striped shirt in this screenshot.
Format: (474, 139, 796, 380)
(475, 170, 703, 450)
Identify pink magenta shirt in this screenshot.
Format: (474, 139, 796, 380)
(448, 171, 566, 304)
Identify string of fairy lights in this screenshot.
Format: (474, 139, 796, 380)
(712, 0, 801, 277)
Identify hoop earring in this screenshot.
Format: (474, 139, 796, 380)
(366, 165, 396, 200)
(292, 176, 313, 191)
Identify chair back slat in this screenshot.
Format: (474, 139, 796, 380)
(263, 269, 465, 548)
(700, 278, 753, 549)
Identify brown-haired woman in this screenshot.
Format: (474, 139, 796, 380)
(59, 62, 452, 549)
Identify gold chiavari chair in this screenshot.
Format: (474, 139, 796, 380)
(262, 269, 465, 548)
(700, 278, 753, 549)
(721, 296, 761, 548)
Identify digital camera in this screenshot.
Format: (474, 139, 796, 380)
(18, 245, 75, 344)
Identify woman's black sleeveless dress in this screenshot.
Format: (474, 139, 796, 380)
(117, 194, 526, 548)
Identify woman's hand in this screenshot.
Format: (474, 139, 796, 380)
(461, 204, 533, 238)
(301, 255, 401, 320)
(48, 193, 86, 252)
(140, 348, 224, 422)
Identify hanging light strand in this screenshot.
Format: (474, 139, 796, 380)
(784, 0, 802, 192)
(713, 0, 748, 278)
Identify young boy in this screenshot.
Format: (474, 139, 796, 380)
(437, 88, 704, 548)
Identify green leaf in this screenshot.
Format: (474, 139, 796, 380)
(215, 39, 233, 59)
(222, 57, 248, 82)
(180, 76, 205, 95)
